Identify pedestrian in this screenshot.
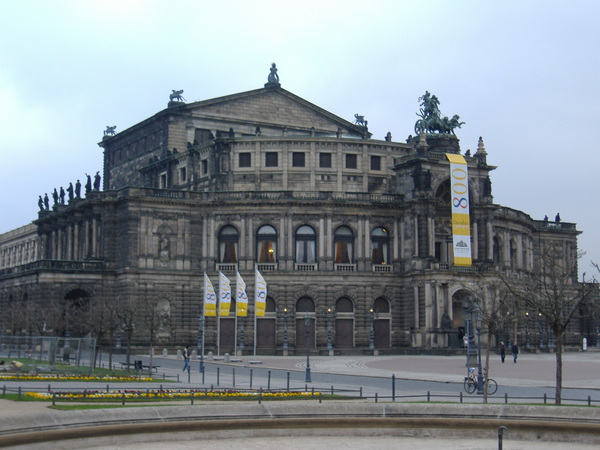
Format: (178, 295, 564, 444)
(500, 341, 506, 363)
(182, 345, 190, 372)
(511, 342, 519, 363)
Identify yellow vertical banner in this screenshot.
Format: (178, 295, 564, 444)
(446, 154, 472, 266)
(203, 272, 217, 317)
(255, 268, 267, 317)
(236, 271, 248, 317)
(219, 271, 231, 317)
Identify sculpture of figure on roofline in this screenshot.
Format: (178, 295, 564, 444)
(94, 171, 101, 191)
(414, 91, 465, 135)
(169, 90, 185, 102)
(104, 125, 116, 136)
(265, 63, 280, 87)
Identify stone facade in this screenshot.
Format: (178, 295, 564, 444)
(0, 79, 589, 354)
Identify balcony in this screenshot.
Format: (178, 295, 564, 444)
(295, 263, 317, 271)
(216, 263, 238, 272)
(335, 264, 356, 272)
(256, 263, 277, 272)
(372, 264, 392, 273)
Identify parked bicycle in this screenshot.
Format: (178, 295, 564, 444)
(463, 367, 498, 394)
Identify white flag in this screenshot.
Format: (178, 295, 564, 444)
(255, 269, 267, 317)
(203, 273, 216, 317)
(219, 271, 231, 317)
(236, 271, 248, 317)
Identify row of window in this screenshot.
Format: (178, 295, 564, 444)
(239, 152, 382, 170)
(219, 224, 390, 265)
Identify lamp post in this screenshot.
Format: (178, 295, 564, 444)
(465, 308, 477, 367)
(369, 308, 376, 351)
(304, 312, 312, 382)
(475, 308, 484, 395)
(326, 307, 333, 352)
(525, 312, 530, 349)
(197, 315, 205, 375)
(538, 313, 544, 349)
(282, 308, 289, 355)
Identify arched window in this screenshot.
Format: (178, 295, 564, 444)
(257, 225, 277, 263)
(493, 237, 502, 265)
(372, 297, 390, 313)
(371, 227, 390, 264)
(334, 226, 354, 264)
(219, 225, 238, 263)
(296, 297, 315, 312)
(335, 297, 354, 313)
(295, 225, 316, 264)
(510, 239, 517, 266)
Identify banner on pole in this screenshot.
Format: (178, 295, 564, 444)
(446, 153, 472, 266)
(219, 271, 231, 317)
(203, 273, 217, 317)
(236, 271, 248, 317)
(255, 269, 267, 317)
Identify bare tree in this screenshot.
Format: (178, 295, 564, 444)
(138, 297, 163, 376)
(501, 250, 593, 404)
(84, 295, 121, 368)
(116, 296, 137, 371)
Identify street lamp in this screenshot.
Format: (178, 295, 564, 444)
(538, 313, 544, 350)
(474, 308, 484, 395)
(282, 308, 289, 354)
(369, 308, 375, 351)
(465, 308, 477, 367)
(197, 315, 205, 375)
(326, 307, 333, 352)
(525, 312, 530, 349)
(304, 312, 312, 382)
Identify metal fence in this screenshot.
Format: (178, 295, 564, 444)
(0, 336, 96, 373)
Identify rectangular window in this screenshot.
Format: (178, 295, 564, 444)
(159, 173, 167, 188)
(371, 155, 381, 171)
(346, 154, 357, 169)
(319, 153, 332, 168)
(179, 167, 187, 183)
(239, 152, 251, 168)
(265, 152, 278, 167)
(292, 152, 305, 167)
(202, 159, 208, 174)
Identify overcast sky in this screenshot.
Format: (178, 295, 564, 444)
(1, 0, 598, 277)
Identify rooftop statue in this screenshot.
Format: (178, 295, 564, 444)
(169, 90, 186, 102)
(265, 63, 281, 87)
(414, 91, 464, 135)
(354, 114, 368, 128)
(104, 125, 116, 136)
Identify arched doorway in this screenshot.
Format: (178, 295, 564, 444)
(63, 289, 91, 337)
(372, 297, 391, 349)
(296, 297, 315, 349)
(256, 297, 276, 353)
(335, 297, 354, 349)
(451, 289, 479, 351)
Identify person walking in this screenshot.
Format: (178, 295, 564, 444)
(500, 342, 506, 363)
(511, 342, 519, 363)
(182, 345, 190, 372)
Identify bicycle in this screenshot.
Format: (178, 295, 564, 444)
(463, 368, 498, 395)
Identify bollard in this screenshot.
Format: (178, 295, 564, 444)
(392, 374, 396, 402)
(498, 426, 508, 450)
(305, 384, 308, 392)
(330, 385, 333, 396)
(543, 393, 547, 404)
(268, 371, 271, 391)
(259, 388, 262, 405)
(190, 392, 194, 405)
(375, 392, 378, 403)
(589, 396, 592, 406)
(2, 385, 5, 395)
(287, 372, 290, 392)
(52, 393, 56, 406)
(202, 368, 205, 384)
(504, 393, 508, 404)
(459, 391, 463, 403)
(250, 369, 253, 389)
(233, 368, 235, 387)
(121, 393, 125, 406)
(319, 392, 322, 404)
(427, 391, 430, 402)
(18, 387, 21, 400)
(312, 387, 315, 397)
(360, 387, 362, 398)
(48, 384, 51, 393)
(217, 367, 220, 386)
(107, 384, 110, 393)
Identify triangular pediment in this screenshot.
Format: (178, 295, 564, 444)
(178, 86, 365, 136)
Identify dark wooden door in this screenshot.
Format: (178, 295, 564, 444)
(219, 318, 235, 353)
(374, 319, 390, 348)
(296, 318, 315, 349)
(335, 319, 354, 348)
(256, 319, 276, 349)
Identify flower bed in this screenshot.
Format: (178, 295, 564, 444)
(28, 389, 313, 401)
(0, 374, 153, 382)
